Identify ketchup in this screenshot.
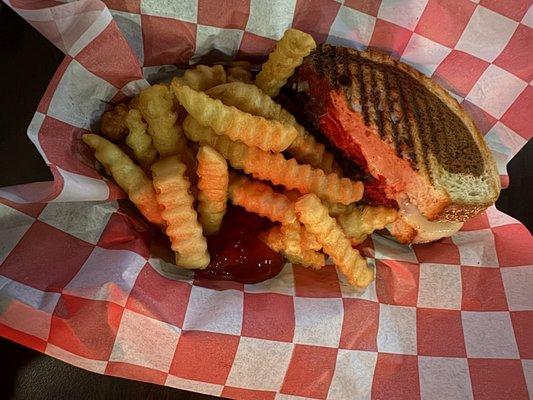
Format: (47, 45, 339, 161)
(195, 205, 284, 284)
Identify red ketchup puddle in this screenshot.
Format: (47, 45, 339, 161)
(196, 205, 284, 284)
(151, 205, 284, 284)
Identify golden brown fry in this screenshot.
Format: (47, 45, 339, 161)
(228, 174, 297, 225)
(183, 116, 363, 205)
(137, 84, 187, 157)
(206, 82, 284, 119)
(281, 222, 323, 254)
(182, 64, 226, 91)
(260, 189, 324, 251)
(227, 70, 252, 84)
(337, 206, 398, 245)
(299, 224, 322, 251)
(100, 103, 129, 141)
(129, 96, 140, 111)
(172, 81, 297, 153)
(151, 156, 209, 269)
(196, 145, 228, 235)
(325, 202, 356, 217)
(137, 85, 196, 182)
(159, 81, 184, 113)
(295, 194, 374, 289)
(261, 223, 325, 269)
(230, 61, 252, 70)
(206, 82, 339, 173)
(82, 134, 163, 226)
(243, 149, 361, 205)
(227, 65, 252, 84)
(256, 28, 316, 96)
(183, 116, 248, 168)
(124, 109, 158, 169)
(170, 65, 226, 121)
(283, 189, 354, 216)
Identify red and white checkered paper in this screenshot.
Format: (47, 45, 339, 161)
(1, 0, 532, 398)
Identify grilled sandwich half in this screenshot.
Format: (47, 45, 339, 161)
(298, 44, 500, 243)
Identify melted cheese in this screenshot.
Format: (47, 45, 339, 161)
(399, 200, 463, 243)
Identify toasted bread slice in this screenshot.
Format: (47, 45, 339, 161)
(299, 44, 500, 222)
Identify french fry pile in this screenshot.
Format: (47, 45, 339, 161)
(88, 28, 399, 289)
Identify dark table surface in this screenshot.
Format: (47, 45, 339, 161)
(0, 4, 531, 400)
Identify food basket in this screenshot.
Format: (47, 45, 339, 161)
(1, 1, 531, 398)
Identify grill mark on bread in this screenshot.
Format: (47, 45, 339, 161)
(362, 63, 379, 129)
(370, 66, 385, 135)
(348, 62, 363, 115)
(423, 89, 443, 160)
(315, 44, 334, 85)
(374, 69, 393, 141)
(394, 74, 410, 159)
(330, 45, 340, 84)
(435, 99, 451, 163)
(411, 86, 436, 181)
(386, 73, 408, 158)
(396, 81, 418, 167)
(334, 47, 363, 119)
(358, 61, 370, 126)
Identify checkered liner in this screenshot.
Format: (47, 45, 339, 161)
(1, 0, 532, 398)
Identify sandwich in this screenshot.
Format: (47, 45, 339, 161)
(296, 44, 500, 244)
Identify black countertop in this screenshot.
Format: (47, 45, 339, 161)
(0, 4, 531, 400)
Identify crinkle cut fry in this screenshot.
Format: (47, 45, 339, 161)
(196, 145, 228, 235)
(138, 84, 188, 157)
(137, 84, 197, 184)
(180, 64, 227, 91)
(338, 206, 398, 245)
(100, 103, 129, 141)
(283, 189, 355, 216)
(124, 109, 158, 169)
(325, 202, 356, 217)
(151, 156, 209, 269)
(230, 61, 252, 69)
(183, 116, 248, 168)
(182, 116, 363, 205)
(82, 134, 163, 226)
(171, 80, 297, 153)
(227, 65, 252, 83)
(206, 82, 284, 120)
(285, 222, 322, 252)
(243, 148, 362, 205)
(255, 28, 316, 96)
(206, 82, 339, 174)
(228, 173, 297, 225)
(261, 224, 325, 270)
(280, 221, 322, 255)
(295, 194, 374, 289)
